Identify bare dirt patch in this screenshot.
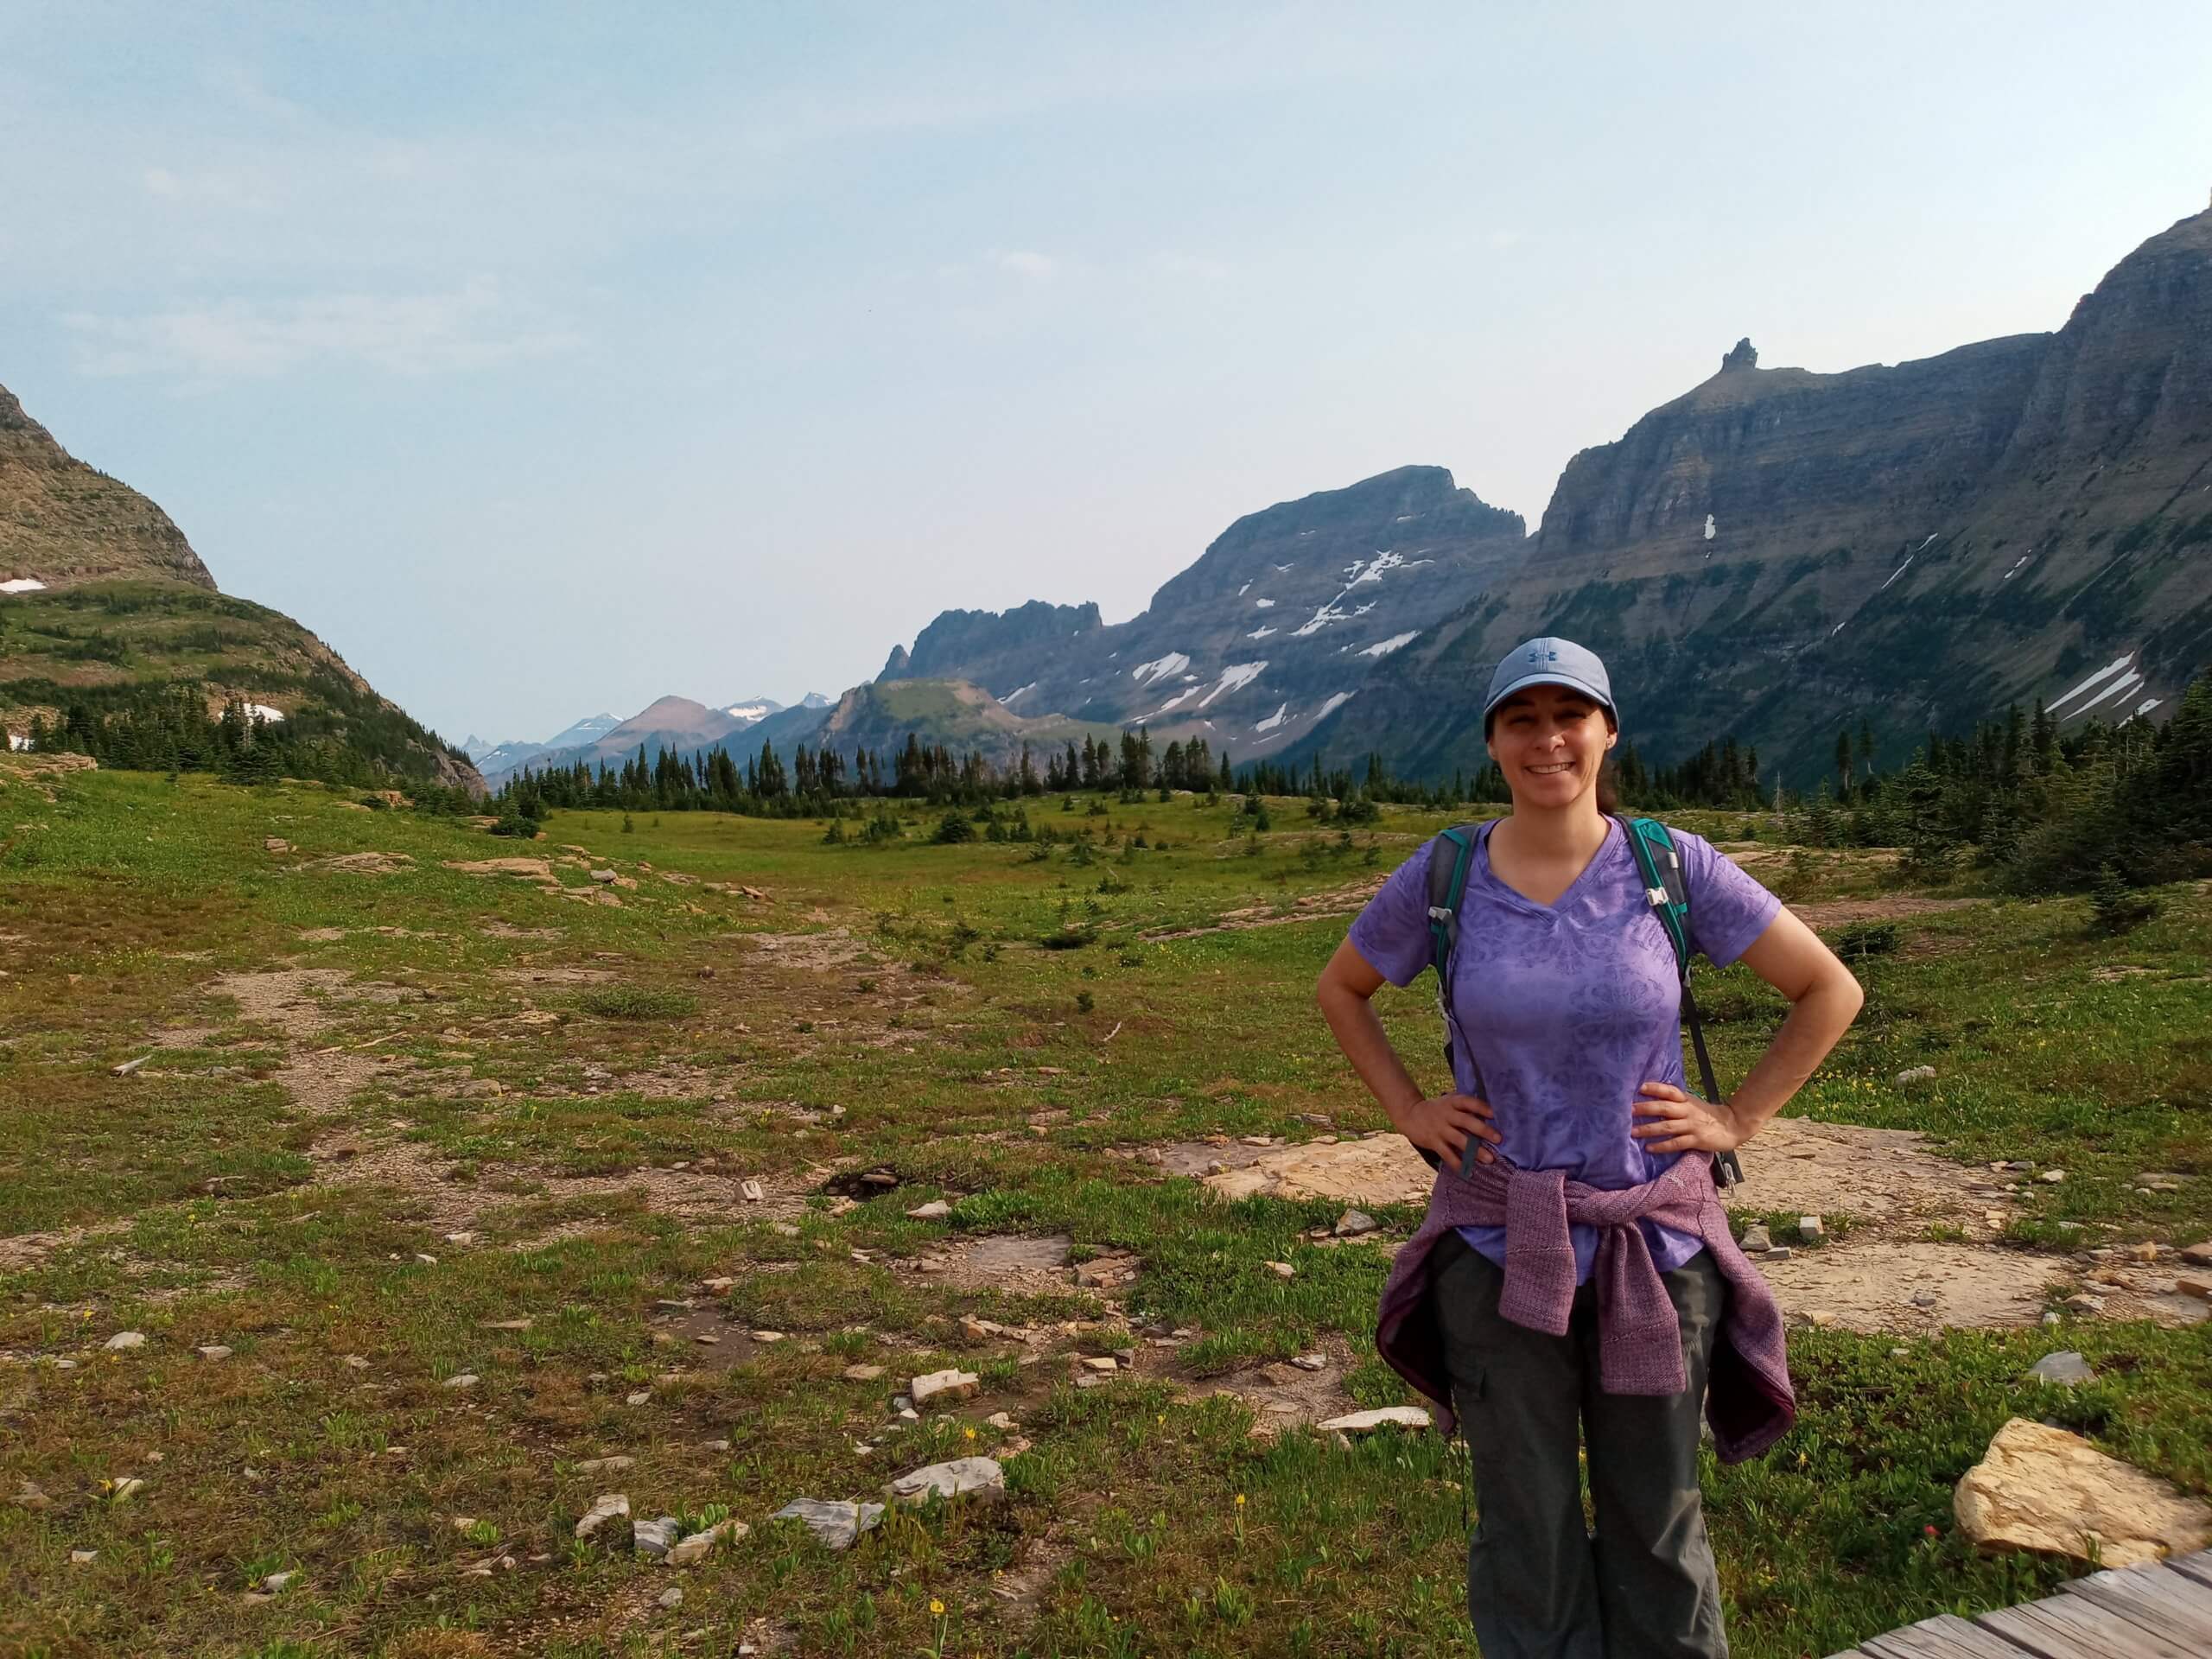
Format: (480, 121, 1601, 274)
(493, 966, 616, 985)
(741, 929, 876, 970)
(1142, 877, 1388, 943)
(1726, 1116, 2017, 1232)
(1156, 1134, 1434, 1208)
(940, 1234, 1076, 1291)
(1759, 1242, 2069, 1332)
(480, 921, 564, 941)
(1789, 896, 1983, 928)
(302, 851, 416, 876)
(1194, 1338, 1363, 1433)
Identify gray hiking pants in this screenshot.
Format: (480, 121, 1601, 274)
(1431, 1230, 1729, 1659)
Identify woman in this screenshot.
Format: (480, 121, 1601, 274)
(1314, 636, 1862, 1659)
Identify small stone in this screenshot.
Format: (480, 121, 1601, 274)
(1265, 1261, 1294, 1279)
(2039, 1169, 2066, 1184)
(13, 1481, 51, 1512)
(111, 1055, 151, 1077)
(415, 1253, 438, 1266)
(1764, 1247, 1793, 1262)
(751, 1331, 785, 1344)
(343, 1355, 369, 1370)
(666, 1518, 747, 1566)
(2026, 1351, 2096, 1388)
(906, 1199, 951, 1219)
(912, 1368, 980, 1406)
(1889, 1348, 1910, 1359)
(589, 868, 617, 883)
(480, 1319, 532, 1331)
(1740, 1224, 1771, 1255)
(575, 1493, 631, 1540)
(444, 1230, 476, 1246)
(1806, 1310, 1837, 1328)
(1114, 1346, 1136, 1366)
(899, 1406, 919, 1419)
(1290, 1353, 1326, 1372)
(885, 1455, 1007, 1506)
(1316, 1407, 1431, 1433)
(658, 1587, 683, 1610)
(985, 1411, 1019, 1429)
(1334, 1209, 1378, 1238)
(2177, 1275, 2212, 1300)
(103, 1331, 146, 1352)
(632, 1516, 679, 1560)
(108, 1477, 146, 1502)
(2179, 1241, 2212, 1267)
(842, 1364, 886, 1382)
(575, 1456, 634, 1474)
(1079, 1355, 1118, 1373)
(741, 1179, 765, 1203)
(692, 1332, 721, 1346)
(2063, 1294, 2105, 1316)
(771, 1497, 885, 1549)
(626, 1390, 652, 1406)
(1798, 1215, 1825, 1243)
(442, 1373, 479, 1389)
(1910, 1292, 1939, 1308)
(261, 1570, 296, 1592)
(196, 1344, 232, 1361)
(1895, 1065, 1937, 1084)
(70, 1548, 96, 1566)
(771, 1223, 800, 1237)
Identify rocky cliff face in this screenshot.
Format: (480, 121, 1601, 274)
(0, 378, 480, 791)
(1301, 204, 2212, 783)
(1, 382, 217, 592)
(876, 466, 1527, 760)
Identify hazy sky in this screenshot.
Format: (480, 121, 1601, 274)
(4, 3, 2208, 744)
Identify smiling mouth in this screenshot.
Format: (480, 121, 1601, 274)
(1526, 761, 1574, 775)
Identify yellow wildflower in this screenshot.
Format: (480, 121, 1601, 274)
(930, 1598, 945, 1615)
(1234, 1493, 1245, 1507)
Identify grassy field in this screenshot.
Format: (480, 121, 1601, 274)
(0, 766, 2207, 1657)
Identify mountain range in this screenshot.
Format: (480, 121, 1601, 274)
(0, 380, 480, 791)
(474, 692, 833, 786)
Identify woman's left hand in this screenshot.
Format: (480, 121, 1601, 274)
(1630, 1082, 1746, 1154)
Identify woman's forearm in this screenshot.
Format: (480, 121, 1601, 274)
(1314, 982, 1427, 1131)
(1725, 970, 1864, 1137)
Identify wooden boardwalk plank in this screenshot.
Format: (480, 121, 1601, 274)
(2062, 1561, 2212, 1649)
(1859, 1615, 2039, 1659)
(1978, 1592, 2197, 1659)
(2166, 1550, 2212, 1592)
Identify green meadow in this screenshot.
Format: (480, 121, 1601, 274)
(1, 766, 2206, 1657)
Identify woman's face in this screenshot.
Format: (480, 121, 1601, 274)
(1486, 683, 1617, 810)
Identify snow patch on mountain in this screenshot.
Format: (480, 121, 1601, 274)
(1130, 652, 1191, 685)
(1254, 703, 1292, 733)
(1198, 661, 1267, 708)
(1357, 631, 1420, 658)
(1317, 690, 1355, 721)
(0, 577, 47, 594)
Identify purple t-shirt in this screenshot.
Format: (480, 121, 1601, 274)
(1348, 817, 1780, 1283)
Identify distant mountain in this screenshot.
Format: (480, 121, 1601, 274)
(1296, 200, 2212, 783)
(800, 691, 833, 709)
(0, 378, 480, 791)
(543, 712, 622, 753)
(717, 696, 785, 727)
(875, 466, 1527, 760)
(481, 696, 746, 786)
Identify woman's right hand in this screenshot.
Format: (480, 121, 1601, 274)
(1398, 1094, 1500, 1168)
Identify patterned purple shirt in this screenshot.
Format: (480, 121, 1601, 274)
(1348, 817, 1781, 1283)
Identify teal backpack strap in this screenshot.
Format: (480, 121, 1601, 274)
(1623, 817, 1744, 1190)
(1417, 824, 1482, 1174)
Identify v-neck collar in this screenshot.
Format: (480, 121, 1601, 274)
(1474, 815, 1621, 917)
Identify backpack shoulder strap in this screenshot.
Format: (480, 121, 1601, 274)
(1623, 816, 1692, 976)
(1425, 823, 1481, 982)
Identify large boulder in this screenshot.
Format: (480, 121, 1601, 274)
(1954, 1417, 2212, 1566)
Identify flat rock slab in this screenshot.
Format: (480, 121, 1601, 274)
(911, 1369, 980, 1408)
(1185, 1136, 1434, 1207)
(886, 1457, 1006, 1506)
(1724, 1116, 2015, 1229)
(772, 1497, 885, 1549)
(943, 1234, 1073, 1288)
(1754, 1241, 2069, 1331)
(1318, 1406, 1433, 1433)
(1955, 1417, 2212, 1566)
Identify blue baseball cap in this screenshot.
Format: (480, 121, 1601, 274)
(1483, 637, 1617, 726)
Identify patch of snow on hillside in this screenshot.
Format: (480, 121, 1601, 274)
(1292, 602, 1349, 639)
(1198, 662, 1267, 708)
(1347, 550, 1417, 586)
(1317, 691, 1354, 721)
(1150, 684, 1202, 716)
(0, 577, 48, 594)
(1358, 631, 1420, 658)
(1001, 683, 1036, 707)
(1877, 556, 1914, 594)
(2127, 697, 2163, 721)
(6, 731, 29, 751)
(2001, 552, 2031, 582)
(1395, 513, 1419, 522)
(245, 703, 286, 723)
(1352, 601, 1376, 616)
(2050, 653, 2136, 712)
(1255, 704, 1291, 733)
(1273, 563, 1294, 572)
(1829, 620, 1847, 638)
(1703, 515, 1716, 541)
(2069, 670, 2145, 719)
(1916, 533, 1940, 551)
(1248, 626, 1276, 639)
(1255, 597, 1274, 608)
(1237, 582, 1251, 597)
(1131, 652, 1191, 686)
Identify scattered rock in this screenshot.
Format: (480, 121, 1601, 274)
(1805, 1310, 1837, 1328)
(575, 1457, 635, 1474)
(1289, 1353, 1326, 1372)
(1316, 1407, 1431, 1434)
(2063, 1294, 2105, 1316)
(1895, 1066, 1937, 1084)
(69, 1548, 96, 1566)
(13, 1481, 51, 1512)
(1798, 1215, 1825, 1243)
(633, 1516, 680, 1560)
(985, 1411, 1019, 1429)
(589, 868, 618, 885)
(1764, 1247, 1793, 1262)
(576, 1494, 631, 1541)
(111, 1055, 151, 1077)
(906, 1199, 952, 1220)
(626, 1390, 652, 1407)
(103, 1331, 146, 1352)
(195, 1344, 232, 1361)
(1954, 1417, 2212, 1565)
(1264, 1261, 1295, 1279)
(1334, 1209, 1378, 1238)
(667, 1518, 747, 1567)
(751, 1331, 785, 1344)
(1740, 1224, 1771, 1255)
(885, 1455, 1007, 1506)
(2038, 1169, 2066, 1184)
(2177, 1275, 2212, 1301)
(771, 1497, 885, 1549)
(658, 1586, 683, 1610)
(2024, 1351, 2096, 1388)
(2181, 1242, 2212, 1268)
(741, 1179, 765, 1203)
(442, 1373, 479, 1390)
(264, 837, 292, 854)
(261, 1570, 296, 1593)
(1079, 1356, 1119, 1373)
(842, 1364, 886, 1382)
(911, 1368, 980, 1407)
(108, 1476, 147, 1502)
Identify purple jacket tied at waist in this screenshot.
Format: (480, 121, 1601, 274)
(1374, 1150, 1796, 1464)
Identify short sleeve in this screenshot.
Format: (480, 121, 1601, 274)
(1677, 830, 1782, 968)
(1346, 836, 1439, 988)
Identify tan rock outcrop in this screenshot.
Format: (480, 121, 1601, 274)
(1953, 1417, 2212, 1566)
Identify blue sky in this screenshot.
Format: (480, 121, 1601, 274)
(3, 2, 2208, 743)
